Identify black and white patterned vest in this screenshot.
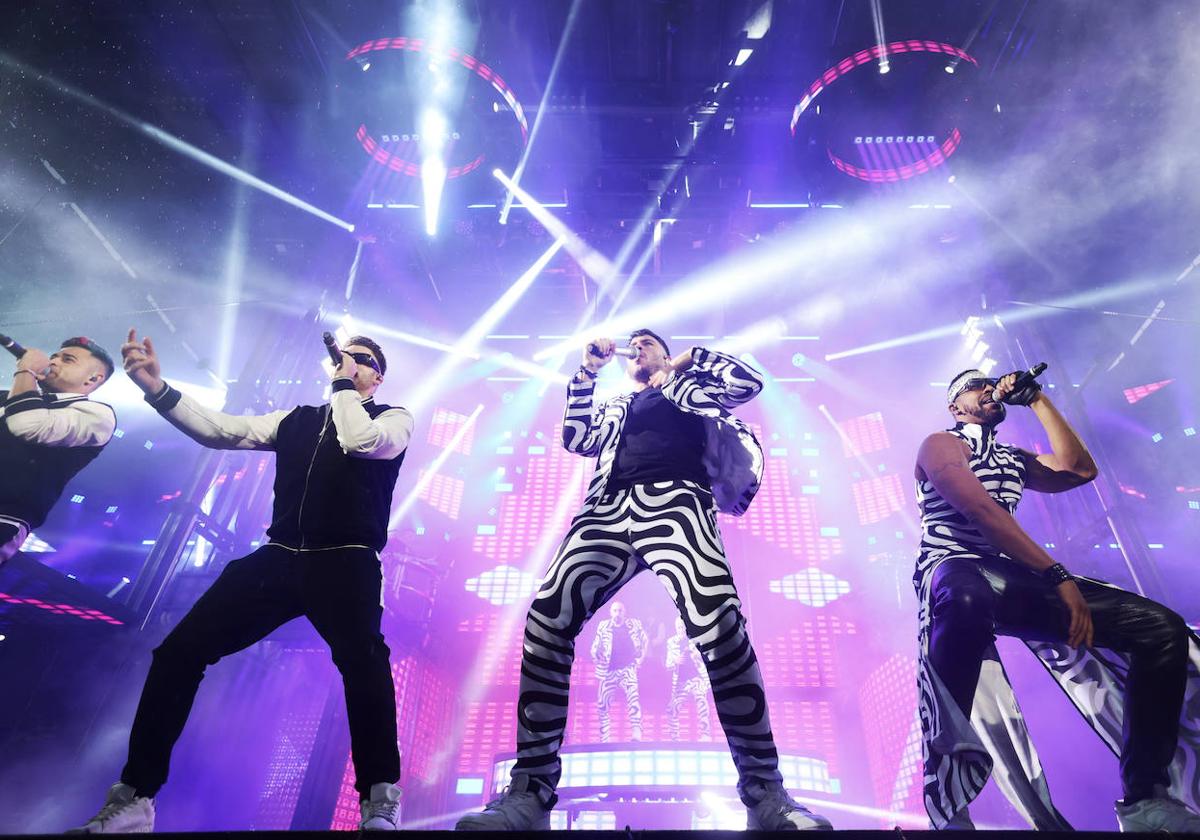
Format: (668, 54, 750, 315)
(915, 422, 1027, 579)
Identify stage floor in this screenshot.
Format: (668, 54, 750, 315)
(8, 832, 1177, 838)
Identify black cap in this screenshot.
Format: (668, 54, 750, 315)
(61, 336, 115, 379)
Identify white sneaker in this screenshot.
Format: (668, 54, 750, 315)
(1115, 787, 1200, 833)
(455, 782, 551, 831)
(68, 783, 155, 834)
(360, 782, 402, 831)
(744, 782, 833, 831)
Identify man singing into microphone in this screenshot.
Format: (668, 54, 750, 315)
(457, 330, 832, 831)
(914, 368, 1200, 831)
(72, 329, 414, 833)
(1, 337, 116, 563)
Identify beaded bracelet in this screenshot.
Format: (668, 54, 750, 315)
(1042, 562, 1072, 586)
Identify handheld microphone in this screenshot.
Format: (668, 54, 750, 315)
(995, 362, 1048, 405)
(0, 333, 27, 360)
(587, 343, 638, 359)
(322, 332, 343, 366)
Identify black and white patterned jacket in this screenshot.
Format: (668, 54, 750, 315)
(561, 346, 765, 515)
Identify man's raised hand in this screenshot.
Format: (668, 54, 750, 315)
(121, 328, 164, 394)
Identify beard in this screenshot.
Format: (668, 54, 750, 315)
(981, 399, 1007, 425)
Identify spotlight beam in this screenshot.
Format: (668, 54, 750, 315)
(824, 276, 1165, 361)
(499, 0, 584, 225)
(0, 52, 355, 233)
(402, 237, 567, 416)
(492, 169, 618, 288)
(386, 403, 484, 531)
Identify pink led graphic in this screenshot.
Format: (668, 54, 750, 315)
(830, 128, 962, 182)
(1123, 378, 1174, 404)
(723, 445, 843, 562)
(0, 591, 124, 624)
(851, 474, 907, 525)
(791, 41, 978, 126)
(769, 568, 851, 607)
(459, 699, 519, 775)
(355, 125, 484, 178)
(790, 40, 977, 182)
(417, 470, 465, 519)
(757, 616, 858, 690)
(329, 656, 453, 828)
(428, 407, 477, 455)
(838, 411, 891, 457)
(346, 37, 529, 178)
(457, 613, 524, 689)
(859, 654, 923, 825)
(464, 564, 537, 605)
(472, 425, 587, 563)
(765, 701, 840, 776)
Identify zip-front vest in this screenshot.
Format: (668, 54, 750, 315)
(0, 390, 112, 529)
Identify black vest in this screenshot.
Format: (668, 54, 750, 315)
(266, 400, 406, 552)
(0, 390, 111, 529)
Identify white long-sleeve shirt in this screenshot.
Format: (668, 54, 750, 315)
(148, 379, 413, 460)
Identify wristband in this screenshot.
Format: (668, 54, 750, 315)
(576, 365, 598, 381)
(1042, 562, 1072, 586)
(12, 370, 36, 379)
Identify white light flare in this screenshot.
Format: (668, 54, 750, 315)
(419, 109, 449, 237)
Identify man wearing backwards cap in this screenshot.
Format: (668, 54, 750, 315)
(457, 329, 832, 831)
(913, 368, 1200, 831)
(0, 336, 116, 563)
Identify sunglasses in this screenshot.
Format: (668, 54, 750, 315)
(958, 378, 996, 393)
(347, 351, 381, 374)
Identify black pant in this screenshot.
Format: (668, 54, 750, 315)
(121, 544, 399, 797)
(929, 557, 1189, 801)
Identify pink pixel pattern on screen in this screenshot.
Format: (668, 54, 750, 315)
(417, 470, 465, 519)
(427, 407, 477, 455)
(839, 412, 891, 457)
(852, 473, 907, 525)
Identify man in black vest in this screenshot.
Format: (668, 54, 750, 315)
(72, 329, 414, 833)
(1, 337, 116, 563)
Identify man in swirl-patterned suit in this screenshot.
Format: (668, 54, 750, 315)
(666, 615, 712, 741)
(457, 329, 831, 831)
(590, 601, 647, 742)
(913, 368, 1200, 832)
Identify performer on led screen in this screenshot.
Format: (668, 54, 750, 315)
(590, 600, 648, 742)
(457, 329, 832, 831)
(913, 367, 1200, 832)
(666, 615, 712, 741)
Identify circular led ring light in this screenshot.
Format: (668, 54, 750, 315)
(346, 37, 529, 179)
(790, 40, 977, 182)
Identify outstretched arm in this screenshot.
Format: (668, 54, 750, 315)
(124, 328, 285, 450)
(146, 385, 288, 451)
(917, 432, 1093, 647)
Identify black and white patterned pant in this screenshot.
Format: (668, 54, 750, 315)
(597, 665, 642, 742)
(669, 674, 712, 740)
(511, 480, 783, 805)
